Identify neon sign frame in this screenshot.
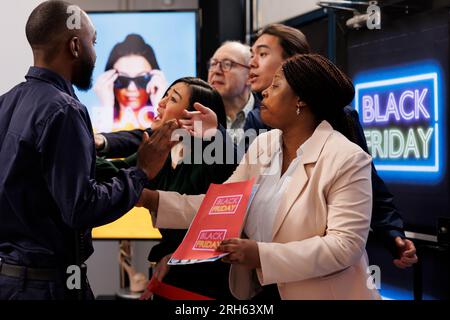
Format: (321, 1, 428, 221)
(353, 61, 445, 183)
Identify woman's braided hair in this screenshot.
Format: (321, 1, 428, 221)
(282, 54, 357, 143)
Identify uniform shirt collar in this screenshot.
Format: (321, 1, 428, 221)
(25, 66, 77, 98)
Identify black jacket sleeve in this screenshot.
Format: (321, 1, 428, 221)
(100, 128, 152, 158)
(38, 105, 148, 230)
(345, 106, 406, 258)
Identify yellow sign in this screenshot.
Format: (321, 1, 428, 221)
(92, 207, 162, 239)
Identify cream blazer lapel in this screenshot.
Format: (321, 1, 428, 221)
(271, 121, 334, 239)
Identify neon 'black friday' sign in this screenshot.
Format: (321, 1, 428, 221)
(354, 62, 444, 183)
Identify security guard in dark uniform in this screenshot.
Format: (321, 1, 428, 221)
(0, 1, 176, 300)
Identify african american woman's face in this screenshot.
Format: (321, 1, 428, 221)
(260, 68, 299, 130)
(113, 54, 153, 111)
(151, 82, 191, 130)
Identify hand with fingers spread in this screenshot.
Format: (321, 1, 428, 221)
(217, 238, 261, 269)
(179, 102, 218, 138)
(94, 69, 118, 108)
(137, 120, 180, 180)
(393, 237, 418, 268)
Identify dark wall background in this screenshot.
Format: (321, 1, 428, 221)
(198, 0, 246, 80)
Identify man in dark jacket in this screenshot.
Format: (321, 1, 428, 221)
(0, 1, 177, 300)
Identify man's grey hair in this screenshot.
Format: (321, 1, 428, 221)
(219, 41, 251, 65)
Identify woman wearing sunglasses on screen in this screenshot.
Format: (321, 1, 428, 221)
(93, 34, 168, 131)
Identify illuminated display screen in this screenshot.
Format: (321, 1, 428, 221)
(354, 62, 445, 183)
(78, 11, 198, 239)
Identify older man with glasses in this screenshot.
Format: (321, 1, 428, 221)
(206, 41, 269, 145)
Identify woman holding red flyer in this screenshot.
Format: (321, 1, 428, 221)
(138, 54, 381, 300)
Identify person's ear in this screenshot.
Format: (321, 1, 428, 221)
(296, 98, 307, 116)
(69, 36, 81, 59)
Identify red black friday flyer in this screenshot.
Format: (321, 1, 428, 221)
(168, 179, 255, 265)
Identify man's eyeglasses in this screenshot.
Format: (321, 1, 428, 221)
(207, 59, 250, 72)
(114, 73, 153, 90)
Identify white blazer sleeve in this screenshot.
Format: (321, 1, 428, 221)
(153, 191, 205, 229)
(256, 150, 373, 285)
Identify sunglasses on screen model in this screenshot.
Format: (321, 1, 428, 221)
(114, 73, 153, 90)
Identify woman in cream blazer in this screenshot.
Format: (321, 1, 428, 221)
(140, 54, 381, 300)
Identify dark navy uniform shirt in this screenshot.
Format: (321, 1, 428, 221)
(0, 67, 148, 268)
